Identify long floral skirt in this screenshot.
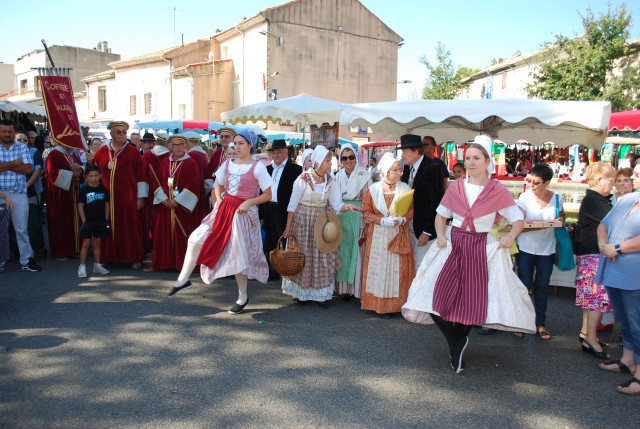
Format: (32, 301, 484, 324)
(575, 254, 610, 312)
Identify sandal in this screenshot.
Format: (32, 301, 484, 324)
(578, 332, 608, 348)
(616, 377, 640, 396)
(536, 327, 551, 340)
(599, 360, 632, 375)
(514, 332, 525, 337)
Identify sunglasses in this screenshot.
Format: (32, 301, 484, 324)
(16, 138, 28, 142)
(111, 130, 127, 135)
(341, 155, 356, 161)
(525, 178, 542, 186)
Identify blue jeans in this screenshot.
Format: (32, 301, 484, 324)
(606, 287, 640, 364)
(517, 251, 555, 327)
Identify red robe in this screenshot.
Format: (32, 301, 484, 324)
(204, 147, 225, 181)
(45, 147, 83, 259)
(152, 155, 201, 270)
(93, 142, 146, 263)
(187, 147, 209, 219)
(141, 147, 170, 252)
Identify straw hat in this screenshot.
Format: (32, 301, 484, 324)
(314, 210, 343, 253)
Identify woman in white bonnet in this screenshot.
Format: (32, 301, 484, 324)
(402, 135, 535, 373)
(334, 143, 371, 299)
(360, 152, 414, 315)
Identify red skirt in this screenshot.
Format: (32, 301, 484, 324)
(197, 195, 244, 268)
(432, 227, 488, 325)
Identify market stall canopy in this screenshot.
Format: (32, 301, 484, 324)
(340, 99, 611, 149)
(608, 110, 640, 132)
(221, 93, 342, 127)
(0, 100, 47, 119)
(138, 120, 223, 135)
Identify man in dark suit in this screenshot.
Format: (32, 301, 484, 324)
(262, 139, 303, 280)
(400, 134, 445, 269)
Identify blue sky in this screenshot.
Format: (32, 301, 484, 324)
(2, 0, 638, 99)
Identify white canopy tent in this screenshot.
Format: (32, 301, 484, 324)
(340, 99, 611, 149)
(221, 93, 342, 127)
(0, 100, 47, 120)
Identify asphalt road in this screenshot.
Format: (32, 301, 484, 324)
(0, 257, 637, 429)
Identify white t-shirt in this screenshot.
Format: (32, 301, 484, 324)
(516, 191, 561, 255)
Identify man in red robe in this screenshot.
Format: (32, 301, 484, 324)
(185, 133, 209, 218)
(45, 145, 84, 259)
(151, 135, 200, 271)
(204, 125, 235, 186)
(93, 121, 147, 268)
(140, 132, 170, 253)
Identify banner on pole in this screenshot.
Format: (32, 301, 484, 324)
(40, 75, 85, 150)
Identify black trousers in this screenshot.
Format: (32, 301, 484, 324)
(262, 202, 286, 279)
(431, 313, 472, 353)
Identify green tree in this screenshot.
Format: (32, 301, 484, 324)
(421, 42, 458, 99)
(527, 2, 640, 111)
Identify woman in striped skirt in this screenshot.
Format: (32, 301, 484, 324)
(282, 145, 361, 307)
(402, 135, 535, 373)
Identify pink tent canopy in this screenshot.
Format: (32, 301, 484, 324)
(609, 110, 640, 131)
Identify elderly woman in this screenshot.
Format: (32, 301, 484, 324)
(516, 163, 566, 340)
(361, 153, 414, 315)
(614, 168, 634, 201)
(402, 135, 535, 373)
(335, 144, 371, 299)
(299, 148, 313, 170)
(574, 161, 615, 359)
(595, 161, 640, 395)
(283, 145, 360, 307)
(167, 128, 273, 315)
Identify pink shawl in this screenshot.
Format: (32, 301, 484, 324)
(439, 178, 515, 232)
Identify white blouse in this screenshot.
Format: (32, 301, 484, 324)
(436, 182, 523, 233)
(516, 191, 561, 255)
(287, 174, 344, 213)
(214, 159, 273, 196)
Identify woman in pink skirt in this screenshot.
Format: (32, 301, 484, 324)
(167, 127, 273, 314)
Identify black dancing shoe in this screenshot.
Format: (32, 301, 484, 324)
(450, 336, 469, 374)
(228, 298, 249, 315)
(167, 281, 192, 297)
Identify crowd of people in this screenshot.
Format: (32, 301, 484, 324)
(1, 118, 639, 393)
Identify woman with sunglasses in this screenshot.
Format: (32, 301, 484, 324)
(515, 164, 565, 340)
(574, 161, 615, 359)
(334, 144, 371, 300)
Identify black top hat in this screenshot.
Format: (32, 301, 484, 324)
(397, 134, 425, 149)
(269, 139, 287, 151)
(142, 132, 155, 142)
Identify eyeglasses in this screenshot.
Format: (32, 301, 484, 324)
(525, 178, 542, 186)
(341, 155, 356, 161)
(615, 178, 631, 183)
(16, 138, 28, 142)
(219, 134, 233, 139)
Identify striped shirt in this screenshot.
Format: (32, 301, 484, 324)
(0, 141, 32, 194)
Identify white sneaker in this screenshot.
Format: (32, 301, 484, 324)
(78, 264, 87, 278)
(93, 263, 110, 275)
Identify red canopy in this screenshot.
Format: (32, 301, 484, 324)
(609, 110, 640, 131)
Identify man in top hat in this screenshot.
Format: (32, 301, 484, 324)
(400, 133, 445, 269)
(184, 133, 210, 218)
(205, 125, 235, 186)
(141, 132, 170, 253)
(93, 121, 148, 268)
(261, 139, 302, 280)
(141, 132, 156, 153)
(151, 135, 200, 271)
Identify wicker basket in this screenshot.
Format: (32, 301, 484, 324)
(269, 235, 305, 276)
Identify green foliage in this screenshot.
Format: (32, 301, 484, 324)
(527, 2, 640, 111)
(420, 42, 479, 99)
